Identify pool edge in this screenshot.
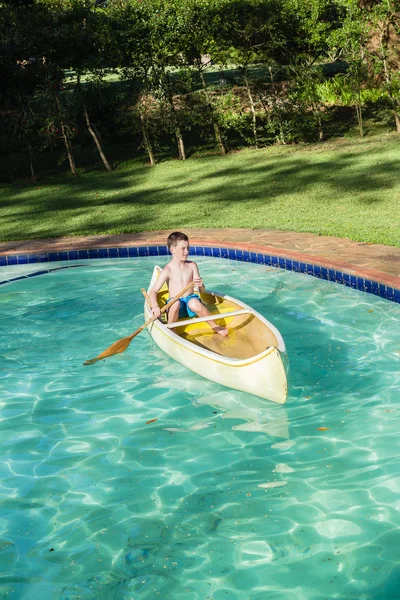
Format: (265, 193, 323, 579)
(1, 242, 399, 304)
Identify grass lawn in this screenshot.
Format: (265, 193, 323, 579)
(0, 132, 399, 247)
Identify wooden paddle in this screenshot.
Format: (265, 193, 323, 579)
(83, 282, 193, 365)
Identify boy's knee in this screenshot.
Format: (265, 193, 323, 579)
(168, 302, 180, 318)
(188, 298, 202, 312)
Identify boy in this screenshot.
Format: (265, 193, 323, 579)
(149, 231, 228, 336)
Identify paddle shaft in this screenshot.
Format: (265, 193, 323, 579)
(84, 281, 194, 365)
(141, 288, 152, 309)
(120, 281, 194, 340)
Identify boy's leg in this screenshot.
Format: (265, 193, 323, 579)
(187, 298, 228, 337)
(167, 300, 181, 325)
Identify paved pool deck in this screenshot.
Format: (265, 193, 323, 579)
(0, 228, 399, 290)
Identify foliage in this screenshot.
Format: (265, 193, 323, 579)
(1, 0, 399, 179)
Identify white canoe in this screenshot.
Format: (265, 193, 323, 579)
(145, 266, 288, 404)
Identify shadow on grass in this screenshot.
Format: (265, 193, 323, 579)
(0, 135, 399, 243)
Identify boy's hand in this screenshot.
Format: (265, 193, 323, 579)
(193, 276, 203, 288)
(152, 306, 161, 318)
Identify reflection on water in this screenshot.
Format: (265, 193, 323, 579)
(1, 257, 400, 600)
(196, 390, 290, 438)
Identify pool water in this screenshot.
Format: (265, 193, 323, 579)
(1, 257, 399, 600)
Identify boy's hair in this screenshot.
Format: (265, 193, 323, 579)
(167, 231, 189, 250)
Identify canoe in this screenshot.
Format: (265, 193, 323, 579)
(145, 266, 288, 404)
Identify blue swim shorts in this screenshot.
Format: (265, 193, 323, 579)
(166, 293, 203, 319)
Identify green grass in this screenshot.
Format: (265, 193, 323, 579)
(0, 132, 399, 247)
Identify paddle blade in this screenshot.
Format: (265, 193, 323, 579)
(83, 334, 135, 365)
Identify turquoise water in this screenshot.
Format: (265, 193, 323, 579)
(1, 257, 400, 600)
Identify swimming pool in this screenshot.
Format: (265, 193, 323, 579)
(1, 257, 399, 599)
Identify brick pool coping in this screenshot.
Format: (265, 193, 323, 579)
(1, 229, 399, 302)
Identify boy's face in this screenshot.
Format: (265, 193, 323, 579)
(171, 240, 189, 261)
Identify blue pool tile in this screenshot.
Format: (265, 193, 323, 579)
(118, 248, 128, 258)
(285, 259, 293, 271)
(228, 249, 236, 260)
(271, 256, 279, 267)
(371, 281, 380, 296)
(350, 274, 357, 288)
(148, 245, 158, 256)
(89, 249, 99, 259)
(7, 256, 18, 265)
(386, 286, 394, 300)
(0, 257, 6, 266)
(128, 247, 138, 257)
(364, 279, 372, 293)
(243, 251, 250, 262)
(138, 247, 148, 257)
(37, 253, 49, 262)
(16, 254, 29, 264)
(204, 247, 212, 257)
(394, 288, 400, 303)
(27, 255, 39, 263)
(334, 271, 343, 283)
(292, 260, 300, 271)
(264, 255, 272, 266)
(328, 268, 336, 281)
(68, 250, 79, 260)
(306, 264, 314, 275)
(250, 252, 257, 263)
(343, 273, 351, 286)
(356, 276, 365, 291)
(193, 246, 204, 256)
(278, 257, 286, 268)
(108, 248, 118, 258)
(97, 248, 108, 258)
(212, 247, 220, 258)
(221, 248, 229, 259)
(58, 251, 68, 261)
(320, 267, 328, 280)
(47, 252, 58, 262)
(158, 245, 168, 256)
(257, 253, 265, 264)
(299, 262, 307, 273)
(78, 250, 89, 260)
(314, 265, 321, 278)
(236, 250, 243, 261)
(379, 283, 386, 298)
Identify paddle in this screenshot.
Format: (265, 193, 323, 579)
(83, 282, 193, 365)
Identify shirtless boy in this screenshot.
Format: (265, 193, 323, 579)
(149, 231, 228, 336)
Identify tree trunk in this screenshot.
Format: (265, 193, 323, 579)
(243, 72, 258, 148)
(356, 89, 364, 138)
(199, 70, 227, 155)
(393, 106, 400, 133)
(28, 144, 36, 182)
(167, 89, 186, 160)
(83, 104, 112, 172)
(175, 126, 186, 160)
(381, 48, 400, 133)
(140, 112, 155, 166)
(313, 103, 324, 140)
(54, 91, 78, 176)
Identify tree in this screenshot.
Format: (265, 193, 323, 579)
(329, 0, 370, 137)
(177, 0, 228, 155)
(367, 0, 400, 132)
(219, 0, 282, 147)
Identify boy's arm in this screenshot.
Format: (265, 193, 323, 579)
(192, 262, 205, 293)
(149, 267, 169, 317)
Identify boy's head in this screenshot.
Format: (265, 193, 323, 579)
(167, 231, 189, 260)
